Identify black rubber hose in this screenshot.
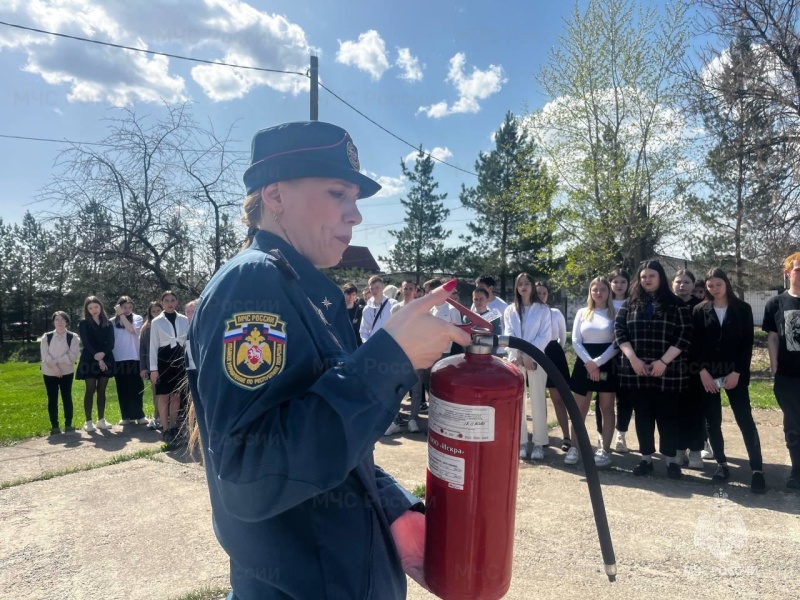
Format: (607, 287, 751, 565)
(505, 336, 617, 582)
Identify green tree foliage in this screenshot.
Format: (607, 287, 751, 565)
(531, 0, 692, 285)
(689, 32, 789, 292)
(459, 112, 558, 299)
(381, 148, 451, 284)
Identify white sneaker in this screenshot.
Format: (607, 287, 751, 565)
(701, 441, 714, 460)
(95, 418, 112, 430)
(407, 419, 420, 433)
(147, 418, 158, 430)
(384, 422, 404, 436)
(118, 419, 132, 425)
(518, 444, 527, 459)
(687, 450, 704, 470)
(83, 420, 96, 432)
(594, 449, 612, 469)
(564, 447, 580, 465)
(614, 431, 629, 453)
(530, 445, 544, 460)
(135, 417, 150, 425)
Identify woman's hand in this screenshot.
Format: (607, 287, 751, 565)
(522, 355, 536, 371)
(724, 372, 740, 390)
(150, 371, 159, 384)
(98, 360, 108, 372)
(390, 510, 428, 592)
(94, 352, 105, 361)
(630, 356, 648, 376)
(140, 370, 148, 380)
(699, 369, 718, 393)
(382, 281, 471, 370)
(649, 359, 667, 378)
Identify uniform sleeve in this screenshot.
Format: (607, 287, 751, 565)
(149, 322, 160, 371)
(40, 335, 49, 365)
(56, 334, 80, 371)
(532, 306, 551, 352)
(193, 265, 417, 523)
(503, 305, 519, 361)
(571, 309, 593, 364)
(736, 304, 754, 374)
(614, 302, 630, 347)
(762, 298, 777, 333)
(594, 343, 619, 367)
(133, 314, 143, 336)
(139, 328, 150, 372)
(690, 305, 707, 371)
(555, 310, 567, 348)
(374, 466, 419, 523)
(80, 320, 100, 357)
(671, 304, 692, 352)
(67, 334, 80, 366)
(359, 306, 372, 342)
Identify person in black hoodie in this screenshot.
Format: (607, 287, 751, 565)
(692, 268, 765, 493)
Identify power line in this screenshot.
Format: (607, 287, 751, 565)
(0, 19, 478, 178)
(0, 20, 307, 77)
(0, 132, 250, 154)
(318, 81, 478, 177)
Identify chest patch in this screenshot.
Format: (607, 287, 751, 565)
(223, 312, 287, 388)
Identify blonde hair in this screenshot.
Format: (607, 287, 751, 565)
(241, 189, 263, 249)
(784, 252, 800, 271)
(585, 276, 614, 320)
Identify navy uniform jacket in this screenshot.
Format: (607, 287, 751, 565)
(187, 230, 419, 600)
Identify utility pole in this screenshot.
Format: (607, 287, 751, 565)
(310, 54, 319, 121)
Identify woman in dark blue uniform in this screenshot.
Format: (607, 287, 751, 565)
(187, 121, 469, 600)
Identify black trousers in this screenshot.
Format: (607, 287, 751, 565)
(115, 360, 145, 420)
(676, 386, 705, 452)
(44, 374, 74, 428)
(774, 374, 800, 478)
(704, 384, 763, 471)
(595, 391, 634, 433)
(629, 388, 680, 457)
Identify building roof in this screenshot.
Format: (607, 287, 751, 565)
(333, 246, 381, 272)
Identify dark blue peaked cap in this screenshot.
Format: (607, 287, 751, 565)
(242, 121, 382, 198)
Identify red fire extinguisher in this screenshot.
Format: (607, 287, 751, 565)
(424, 300, 616, 600)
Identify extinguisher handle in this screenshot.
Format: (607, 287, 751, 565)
(445, 298, 495, 336)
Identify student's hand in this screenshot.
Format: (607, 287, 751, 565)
(586, 361, 600, 382)
(98, 360, 108, 372)
(140, 370, 148, 380)
(94, 352, 104, 361)
(114, 304, 123, 316)
(391, 510, 428, 592)
(649, 359, 667, 378)
(724, 372, 740, 390)
(522, 355, 536, 371)
(630, 356, 648, 376)
(150, 371, 159, 385)
(54, 367, 63, 378)
(699, 369, 718, 393)
(382, 280, 471, 370)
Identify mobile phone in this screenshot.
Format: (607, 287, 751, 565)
(587, 371, 608, 381)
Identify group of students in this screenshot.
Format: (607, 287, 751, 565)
(351, 254, 800, 495)
(40, 292, 194, 444)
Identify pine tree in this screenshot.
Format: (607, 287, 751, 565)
(459, 112, 558, 299)
(381, 148, 451, 283)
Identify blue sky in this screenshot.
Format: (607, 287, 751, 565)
(0, 0, 583, 264)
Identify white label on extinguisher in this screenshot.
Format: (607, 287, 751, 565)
(428, 394, 495, 442)
(428, 445, 465, 490)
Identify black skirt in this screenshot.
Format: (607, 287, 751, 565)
(544, 340, 571, 388)
(155, 344, 186, 395)
(570, 342, 618, 395)
(75, 352, 114, 380)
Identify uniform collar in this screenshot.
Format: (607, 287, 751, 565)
(250, 230, 345, 316)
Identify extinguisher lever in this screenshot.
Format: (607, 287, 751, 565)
(445, 298, 496, 337)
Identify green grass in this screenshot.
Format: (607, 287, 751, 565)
(0, 362, 158, 445)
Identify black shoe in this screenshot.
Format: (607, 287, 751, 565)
(633, 460, 654, 476)
(751, 472, 766, 494)
(64, 425, 76, 433)
(667, 463, 682, 479)
(49, 427, 61, 435)
(787, 477, 800, 491)
(418, 402, 428, 414)
(712, 464, 730, 482)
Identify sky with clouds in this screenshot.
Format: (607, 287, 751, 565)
(0, 0, 593, 265)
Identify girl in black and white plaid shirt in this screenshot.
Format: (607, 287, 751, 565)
(615, 260, 693, 479)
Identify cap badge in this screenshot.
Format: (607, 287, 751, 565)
(346, 141, 360, 171)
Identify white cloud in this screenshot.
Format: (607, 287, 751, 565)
(367, 173, 406, 198)
(336, 30, 389, 80)
(396, 47, 422, 81)
(418, 52, 506, 118)
(0, 0, 312, 104)
(403, 146, 453, 164)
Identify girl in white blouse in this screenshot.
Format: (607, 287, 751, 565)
(567, 277, 619, 469)
(504, 272, 552, 460)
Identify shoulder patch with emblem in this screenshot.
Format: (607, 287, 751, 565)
(223, 312, 287, 388)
